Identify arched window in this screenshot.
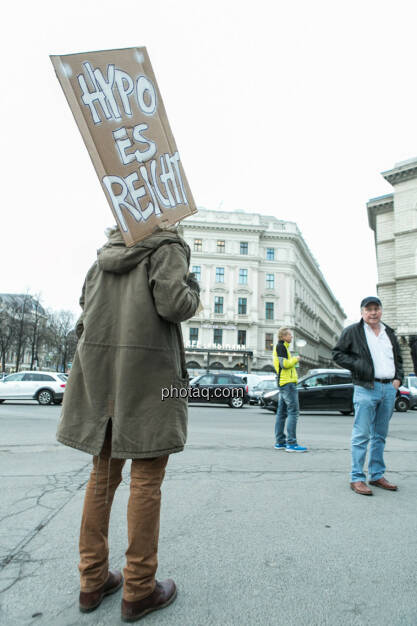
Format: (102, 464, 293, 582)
(262, 364, 275, 372)
(209, 361, 224, 369)
(186, 361, 201, 369)
(233, 362, 246, 370)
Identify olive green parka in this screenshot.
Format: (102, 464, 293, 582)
(56, 227, 200, 459)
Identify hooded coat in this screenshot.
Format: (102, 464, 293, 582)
(57, 228, 200, 459)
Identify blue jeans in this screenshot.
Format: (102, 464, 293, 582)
(275, 383, 299, 446)
(351, 382, 396, 482)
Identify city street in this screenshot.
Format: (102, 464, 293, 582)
(1, 402, 417, 626)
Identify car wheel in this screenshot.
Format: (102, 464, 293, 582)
(229, 396, 244, 409)
(340, 410, 353, 415)
(395, 396, 409, 412)
(0, 400, 4, 403)
(37, 389, 53, 405)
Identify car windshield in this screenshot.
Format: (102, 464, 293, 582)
(408, 377, 417, 389)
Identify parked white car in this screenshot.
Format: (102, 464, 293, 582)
(0, 371, 67, 405)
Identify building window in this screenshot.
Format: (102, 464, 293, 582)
(239, 268, 248, 284)
(214, 296, 224, 313)
(266, 273, 275, 289)
(194, 239, 202, 252)
(266, 248, 275, 260)
(238, 330, 246, 346)
(265, 302, 274, 320)
(192, 265, 201, 282)
(217, 240, 225, 253)
(216, 267, 224, 283)
(238, 298, 247, 315)
(265, 333, 274, 351)
(240, 241, 248, 255)
(213, 328, 223, 345)
(189, 327, 199, 345)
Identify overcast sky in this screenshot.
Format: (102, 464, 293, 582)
(2, 0, 417, 324)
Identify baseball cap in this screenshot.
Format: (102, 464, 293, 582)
(360, 296, 382, 308)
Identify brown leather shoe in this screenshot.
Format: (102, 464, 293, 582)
(79, 570, 123, 613)
(369, 477, 398, 491)
(121, 579, 177, 622)
(350, 481, 373, 496)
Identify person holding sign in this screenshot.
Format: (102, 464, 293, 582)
(273, 328, 308, 452)
(56, 225, 200, 621)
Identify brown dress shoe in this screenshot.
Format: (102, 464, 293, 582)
(79, 570, 123, 613)
(350, 481, 373, 496)
(121, 579, 177, 622)
(369, 477, 398, 491)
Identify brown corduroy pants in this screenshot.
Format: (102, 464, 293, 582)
(78, 423, 169, 601)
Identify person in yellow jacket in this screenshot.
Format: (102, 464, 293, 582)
(273, 327, 308, 452)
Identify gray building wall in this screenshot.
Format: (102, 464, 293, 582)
(367, 158, 417, 375)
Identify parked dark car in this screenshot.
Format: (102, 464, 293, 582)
(260, 369, 353, 414)
(260, 368, 412, 413)
(189, 373, 249, 408)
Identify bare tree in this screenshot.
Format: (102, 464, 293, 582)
(0, 302, 15, 373)
(28, 295, 47, 370)
(6, 294, 32, 372)
(47, 310, 77, 372)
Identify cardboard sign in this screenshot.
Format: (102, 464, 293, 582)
(50, 47, 197, 246)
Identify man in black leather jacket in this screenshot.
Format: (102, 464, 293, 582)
(332, 297, 403, 496)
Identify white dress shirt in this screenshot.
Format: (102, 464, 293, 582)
(364, 322, 395, 379)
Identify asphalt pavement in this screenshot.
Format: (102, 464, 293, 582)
(1, 401, 416, 626)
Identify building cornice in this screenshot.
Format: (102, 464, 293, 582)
(382, 159, 417, 186)
(182, 223, 265, 234)
(396, 274, 417, 281)
(394, 227, 417, 237)
(366, 194, 394, 232)
(376, 238, 395, 245)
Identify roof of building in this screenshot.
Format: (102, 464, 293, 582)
(182, 208, 346, 318)
(0, 294, 47, 316)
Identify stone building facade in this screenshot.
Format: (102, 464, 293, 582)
(179, 209, 345, 375)
(367, 157, 417, 374)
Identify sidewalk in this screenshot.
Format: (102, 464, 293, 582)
(1, 406, 417, 625)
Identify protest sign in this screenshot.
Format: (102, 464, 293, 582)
(50, 47, 197, 246)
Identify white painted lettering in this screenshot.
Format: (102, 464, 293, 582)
(124, 172, 153, 220)
(93, 64, 121, 120)
(132, 124, 157, 162)
(150, 159, 171, 208)
(160, 153, 180, 206)
(102, 175, 143, 231)
(78, 62, 112, 124)
(136, 75, 157, 115)
(113, 127, 135, 165)
(139, 165, 161, 216)
(169, 152, 188, 204)
(114, 70, 134, 115)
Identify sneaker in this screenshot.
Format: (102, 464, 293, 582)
(286, 444, 308, 452)
(274, 443, 286, 450)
